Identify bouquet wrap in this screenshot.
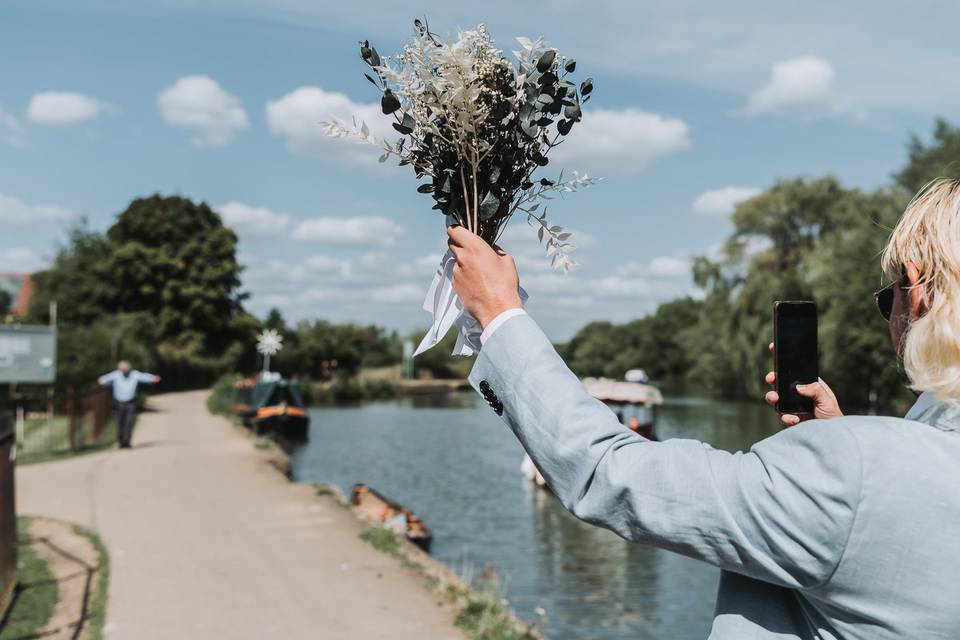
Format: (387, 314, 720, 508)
(414, 248, 528, 356)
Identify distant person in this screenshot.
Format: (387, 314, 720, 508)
(97, 361, 160, 449)
(448, 179, 960, 638)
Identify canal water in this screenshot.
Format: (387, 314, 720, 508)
(290, 392, 778, 640)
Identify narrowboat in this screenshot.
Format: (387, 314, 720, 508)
(232, 375, 310, 440)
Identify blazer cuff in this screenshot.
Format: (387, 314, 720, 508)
(480, 308, 528, 345)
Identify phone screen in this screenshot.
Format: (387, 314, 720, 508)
(774, 301, 818, 415)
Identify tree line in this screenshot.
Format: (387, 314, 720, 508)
(23, 197, 468, 395)
(19, 118, 960, 412)
(559, 119, 960, 414)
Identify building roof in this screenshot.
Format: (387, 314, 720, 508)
(0, 273, 35, 317)
(581, 377, 664, 406)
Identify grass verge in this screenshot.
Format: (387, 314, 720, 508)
(357, 526, 542, 640)
(0, 517, 57, 640)
(18, 418, 117, 466)
(72, 524, 110, 640)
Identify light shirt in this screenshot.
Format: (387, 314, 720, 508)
(98, 369, 157, 402)
(480, 308, 527, 345)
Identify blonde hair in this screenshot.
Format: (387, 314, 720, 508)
(882, 178, 960, 400)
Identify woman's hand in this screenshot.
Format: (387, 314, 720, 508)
(764, 342, 843, 426)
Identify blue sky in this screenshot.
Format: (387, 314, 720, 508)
(2, 1, 957, 339)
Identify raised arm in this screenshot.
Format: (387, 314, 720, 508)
(469, 313, 862, 590)
(135, 371, 161, 384)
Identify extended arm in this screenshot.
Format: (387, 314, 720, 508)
(135, 371, 160, 384)
(97, 371, 117, 386)
(470, 313, 862, 589)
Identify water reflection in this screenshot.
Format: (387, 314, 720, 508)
(290, 392, 778, 640)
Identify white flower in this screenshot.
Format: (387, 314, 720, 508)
(256, 329, 284, 356)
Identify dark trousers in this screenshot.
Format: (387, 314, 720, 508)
(115, 401, 137, 448)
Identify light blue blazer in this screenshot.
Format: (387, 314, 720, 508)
(469, 313, 960, 639)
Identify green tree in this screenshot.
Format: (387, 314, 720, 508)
(28, 196, 258, 389)
(264, 308, 287, 331)
(685, 178, 913, 411)
(896, 118, 960, 193)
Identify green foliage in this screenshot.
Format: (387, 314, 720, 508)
(27, 195, 258, 390)
(0, 289, 11, 318)
(1, 518, 58, 640)
(895, 118, 960, 193)
(409, 328, 473, 379)
(563, 171, 928, 413)
(207, 374, 240, 417)
(310, 376, 398, 404)
(454, 570, 541, 640)
(359, 527, 404, 558)
(270, 319, 401, 378)
(561, 297, 702, 380)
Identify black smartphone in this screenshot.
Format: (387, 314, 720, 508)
(773, 301, 819, 415)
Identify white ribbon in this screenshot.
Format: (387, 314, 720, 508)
(414, 248, 528, 357)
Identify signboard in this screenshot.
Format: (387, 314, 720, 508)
(0, 325, 56, 383)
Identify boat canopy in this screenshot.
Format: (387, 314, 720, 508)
(581, 377, 664, 407)
(250, 379, 305, 409)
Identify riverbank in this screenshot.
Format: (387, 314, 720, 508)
(16, 391, 467, 639)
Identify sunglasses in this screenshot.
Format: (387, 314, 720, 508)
(874, 268, 908, 322)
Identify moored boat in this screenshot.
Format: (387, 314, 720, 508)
(351, 484, 433, 552)
(232, 374, 310, 440)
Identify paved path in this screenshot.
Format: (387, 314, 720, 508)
(16, 391, 466, 640)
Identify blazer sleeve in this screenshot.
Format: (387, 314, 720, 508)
(469, 313, 862, 589)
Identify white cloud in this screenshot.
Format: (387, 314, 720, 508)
(218, 201, 290, 236)
(266, 86, 393, 164)
(0, 247, 46, 272)
(26, 91, 111, 126)
(415, 253, 443, 272)
(0, 193, 74, 227)
(369, 283, 424, 303)
(691, 186, 762, 217)
(0, 106, 27, 147)
(547, 108, 690, 175)
(304, 255, 349, 274)
(157, 75, 249, 146)
(648, 256, 692, 278)
(292, 216, 405, 246)
(743, 56, 836, 117)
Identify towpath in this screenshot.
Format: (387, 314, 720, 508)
(17, 390, 466, 639)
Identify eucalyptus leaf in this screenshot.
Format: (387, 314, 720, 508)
(564, 104, 581, 120)
(417, 183, 434, 193)
(564, 58, 576, 72)
(381, 90, 401, 114)
(479, 192, 500, 219)
(536, 50, 556, 72)
(557, 119, 573, 135)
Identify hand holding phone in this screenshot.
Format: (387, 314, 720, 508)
(773, 301, 819, 415)
(764, 363, 843, 426)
